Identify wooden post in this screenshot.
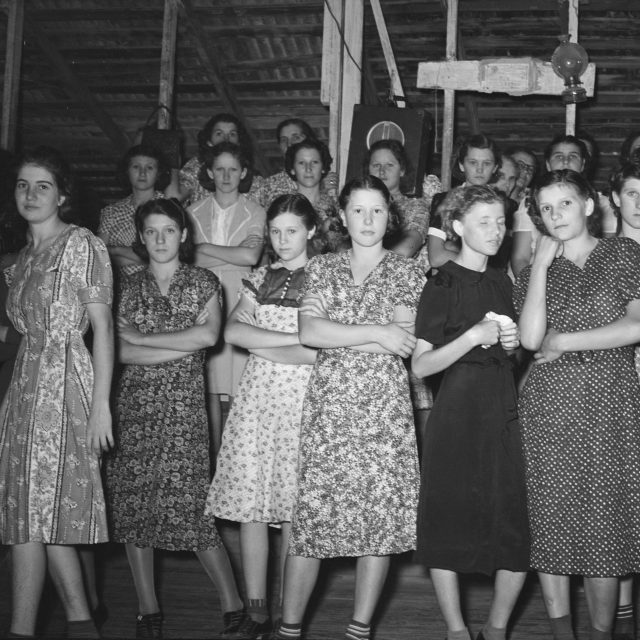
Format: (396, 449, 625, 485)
(370, 0, 404, 106)
(1, 0, 24, 151)
(158, 0, 179, 130)
(441, 0, 458, 190)
(565, 0, 579, 136)
(321, 0, 363, 187)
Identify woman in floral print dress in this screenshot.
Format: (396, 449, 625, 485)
(0, 146, 114, 638)
(104, 198, 244, 639)
(272, 176, 424, 640)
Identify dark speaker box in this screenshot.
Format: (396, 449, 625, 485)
(345, 106, 433, 196)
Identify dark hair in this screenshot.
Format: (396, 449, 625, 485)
(0, 207, 28, 254)
(16, 146, 76, 223)
(440, 184, 506, 241)
(198, 142, 250, 192)
(197, 113, 252, 158)
(454, 133, 500, 182)
(543, 134, 588, 165)
(133, 198, 195, 263)
(284, 139, 333, 179)
(529, 169, 602, 237)
(620, 131, 640, 164)
(337, 175, 401, 240)
(276, 118, 317, 144)
(609, 157, 640, 235)
(267, 193, 319, 230)
(505, 146, 539, 182)
(576, 129, 599, 181)
(117, 144, 171, 192)
(363, 139, 413, 193)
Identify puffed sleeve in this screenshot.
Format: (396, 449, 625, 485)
(240, 266, 267, 304)
(196, 267, 222, 308)
(415, 273, 452, 347)
(512, 265, 531, 317)
(68, 228, 113, 306)
(617, 238, 640, 301)
(393, 258, 426, 310)
(245, 198, 267, 238)
(300, 255, 326, 298)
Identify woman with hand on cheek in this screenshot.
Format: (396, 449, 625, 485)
(412, 185, 529, 640)
(514, 170, 640, 640)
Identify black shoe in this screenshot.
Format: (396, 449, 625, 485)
(136, 612, 163, 639)
(221, 608, 246, 637)
(235, 615, 272, 640)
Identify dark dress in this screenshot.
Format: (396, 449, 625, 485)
(105, 264, 223, 551)
(513, 238, 640, 576)
(416, 261, 530, 575)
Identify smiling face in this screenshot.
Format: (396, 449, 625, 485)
(15, 164, 65, 226)
(208, 151, 247, 194)
(537, 183, 593, 241)
(140, 212, 186, 265)
(128, 155, 159, 192)
(512, 150, 536, 190)
(268, 211, 314, 269)
(459, 147, 497, 186)
(613, 176, 640, 233)
(453, 200, 506, 258)
(341, 188, 389, 249)
(279, 123, 306, 156)
(209, 120, 239, 146)
(291, 147, 323, 189)
(368, 148, 404, 195)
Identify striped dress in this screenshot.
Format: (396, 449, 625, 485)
(0, 225, 112, 544)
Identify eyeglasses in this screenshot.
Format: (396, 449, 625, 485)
(515, 160, 535, 175)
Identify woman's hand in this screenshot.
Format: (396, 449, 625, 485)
(194, 307, 209, 326)
(499, 320, 520, 350)
(532, 235, 562, 270)
(533, 328, 564, 364)
(467, 319, 500, 348)
(299, 294, 329, 319)
(323, 171, 339, 195)
(117, 316, 143, 345)
(235, 308, 258, 327)
(87, 402, 114, 454)
(376, 322, 417, 358)
(239, 234, 264, 249)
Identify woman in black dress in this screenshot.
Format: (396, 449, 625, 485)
(412, 185, 529, 640)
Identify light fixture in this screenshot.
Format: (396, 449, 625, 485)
(551, 39, 589, 104)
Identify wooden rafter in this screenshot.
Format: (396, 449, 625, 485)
(180, 0, 270, 176)
(26, 21, 130, 155)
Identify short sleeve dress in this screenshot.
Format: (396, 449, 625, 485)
(288, 251, 424, 558)
(104, 264, 224, 551)
(513, 237, 640, 576)
(415, 261, 530, 575)
(205, 265, 314, 523)
(0, 225, 113, 545)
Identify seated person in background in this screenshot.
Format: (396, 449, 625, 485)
(506, 146, 538, 203)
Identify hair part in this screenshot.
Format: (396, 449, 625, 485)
(117, 144, 171, 192)
(544, 134, 588, 163)
(276, 118, 317, 143)
(198, 141, 250, 192)
(133, 197, 195, 263)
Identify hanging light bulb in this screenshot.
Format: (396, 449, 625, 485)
(551, 39, 589, 104)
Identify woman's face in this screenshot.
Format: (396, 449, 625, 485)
(512, 151, 536, 190)
(368, 148, 404, 195)
(279, 123, 306, 156)
(537, 183, 593, 241)
(493, 157, 518, 197)
(341, 188, 389, 249)
(209, 120, 239, 146)
(613, 177, 640, 232)
(629, 136, 640, 159)
(453, 201, 505, 257)
(128, 155, 159, 192)
(208, 152, 247, 194)
(15, 164, 64, 226)
(292, 148, 323, 189)
(140, 213, 186, 264)
(546, 142, 585, 172)
(268, 211, 314, 268)
(459, 147, 497, 186)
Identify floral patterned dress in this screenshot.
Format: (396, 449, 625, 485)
(0, 226, 112, 545)
(206, 265, 313, 523)
(105, 264, 223, 551)
(288, 251, 424, 558)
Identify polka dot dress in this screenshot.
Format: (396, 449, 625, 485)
(514, 238, 640, 576)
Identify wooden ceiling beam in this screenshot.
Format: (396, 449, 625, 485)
(180, 0, 270, 176)
(25, 21, 130, 155)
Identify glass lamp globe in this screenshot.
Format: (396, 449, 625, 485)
(551, 41, 589, 104)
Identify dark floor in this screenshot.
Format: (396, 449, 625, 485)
(0, 521, 619, 639)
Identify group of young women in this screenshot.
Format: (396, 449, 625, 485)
(1, 121, 640, 640)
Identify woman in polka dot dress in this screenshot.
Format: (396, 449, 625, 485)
(514, 169, 640, 640)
